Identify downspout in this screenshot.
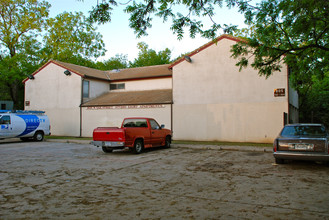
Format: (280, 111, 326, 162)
(287, 65, 290, 124)
(80, 79, 83, 137)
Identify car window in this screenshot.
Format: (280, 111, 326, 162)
(0, 115, 10, 125)
(281, 125, 327, 137)
(149, 119, 160, 130)
(123, 119, 148, 128)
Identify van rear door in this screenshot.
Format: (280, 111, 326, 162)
(0, 115, 13, 138)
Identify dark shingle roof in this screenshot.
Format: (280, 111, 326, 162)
(107, 64, 172, 81)
(53, 60, 110, 80)
(82, 89, 172, 107)
(23, 60, 172, 83)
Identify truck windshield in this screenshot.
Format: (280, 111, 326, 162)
(123, 119, 148, 128)
(281, 125, 327, 137)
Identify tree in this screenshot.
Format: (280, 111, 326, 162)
(41, 12, 106, 63)
(0, 0, 106, 109)
(89, 0, 239, 39)
(129, 42, 171, 67)
(231, 0, 329, 77)
(95, 54, 128, 70)
(0, 0, 50, 108)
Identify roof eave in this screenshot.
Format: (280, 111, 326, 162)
(169, 34, 246, 69)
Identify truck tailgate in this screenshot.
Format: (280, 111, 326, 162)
(93, 127, 125, 142)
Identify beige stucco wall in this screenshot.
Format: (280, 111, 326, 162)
(89, 80, 110, 99)
(173, 38, 289, 143)
(112, 78, 172, 91)
(83, 79, 110, 103)
(81, 105, 172, 137)
(25, 63, 82, 136)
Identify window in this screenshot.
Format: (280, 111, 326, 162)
(281, 125, 327, 137)
(123, 119, 148, 128)
(149, 119, 160, 130)
(83, 80, 89, 98)
(110, 83, 125, 90)
(1, 104, 5, 110)
(0, 116, 10, 125)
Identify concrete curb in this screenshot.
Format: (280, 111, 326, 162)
(46, 139, 92, 145)
(172, 144, 273, 153)
(46, 139, 273, 153)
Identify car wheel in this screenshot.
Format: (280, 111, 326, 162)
(34, 131, 44, 141)
(102, 147, 113, 153)
(164, 136, 171, 148)
(275, 158, 285, 164)
(133, 140, 144, 154)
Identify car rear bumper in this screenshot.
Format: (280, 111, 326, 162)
(92, 141, 125, 148)
(274, 151, 329, 161)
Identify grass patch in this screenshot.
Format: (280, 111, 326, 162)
(172, 140, 272, 147)
(45, 136, 92, 140)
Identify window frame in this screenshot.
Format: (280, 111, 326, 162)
(82, 80, 90, 98)
(110, 83, 125, 91)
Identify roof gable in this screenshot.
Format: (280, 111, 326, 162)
(23, 60, 110, 83)
(169, 34, 244, 68)
(23, 60, 172, 84)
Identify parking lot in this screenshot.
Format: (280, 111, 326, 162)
(1, 140, 329, 219)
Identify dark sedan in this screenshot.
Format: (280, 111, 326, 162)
(273, 124, 329, 164)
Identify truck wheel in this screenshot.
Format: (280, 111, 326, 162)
(102, 147, 113, 153)
(164, 136, 171, 148)
(34, 131, 44, 141)
(133, 140, 144, 154)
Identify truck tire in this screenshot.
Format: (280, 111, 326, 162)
(133, 140, 144, 154)
(34, 131, 44, 141)
(164, 136, 171, 148)
(102, 147, 113, 153)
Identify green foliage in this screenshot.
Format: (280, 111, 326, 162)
(95, 54, 128, 70)
(129, 42, 171, 67)
(0, 0, 106, 108)
(298, 72, 329, 127)
(42, 12, 106, 62)
(89, 0, 239, 39)
(231, 0, 329, 77)
(0, 0, 50, 108)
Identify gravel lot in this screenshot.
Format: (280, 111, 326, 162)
(0, 140, 329, 219)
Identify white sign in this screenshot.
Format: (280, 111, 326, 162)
(87, 105, 166, 110)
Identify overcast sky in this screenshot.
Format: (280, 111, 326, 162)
(49, 0, 249, 62)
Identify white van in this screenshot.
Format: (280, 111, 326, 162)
(0, 110, 51, 141)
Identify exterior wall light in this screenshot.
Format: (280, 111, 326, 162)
(64, 70, 71, 76)
(184, 56, 192, 63)
(28, 75, 35, 80)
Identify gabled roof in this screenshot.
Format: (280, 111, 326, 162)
(81, 89, 172, 107)
(53, 60, 110, 80)
(23, 60, 172, 83)
(169, 34, 244, 68)
(107, 64, 172, 82)
(23, 60, 110, 83)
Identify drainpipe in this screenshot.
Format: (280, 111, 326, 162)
(80, 79, 83, 137)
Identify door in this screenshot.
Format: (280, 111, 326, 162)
(149, 119, 164, 146)
(0, 115, 13, 138)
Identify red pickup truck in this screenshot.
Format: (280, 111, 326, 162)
(92, 117, 172, 154)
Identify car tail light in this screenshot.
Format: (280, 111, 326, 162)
(273, 139, 278, 152)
